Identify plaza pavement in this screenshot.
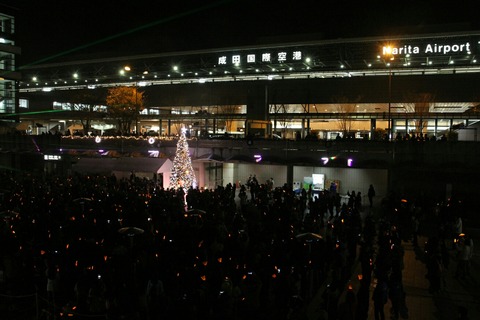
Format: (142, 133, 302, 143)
(306, 206, 480, 320)
(233, 188, 480, 319)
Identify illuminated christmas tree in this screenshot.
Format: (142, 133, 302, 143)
(170, 125, 197, 190)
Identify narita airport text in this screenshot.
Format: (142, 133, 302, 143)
(383, 42, 471, 56)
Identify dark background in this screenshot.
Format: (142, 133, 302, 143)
(2, 0, 479, 67)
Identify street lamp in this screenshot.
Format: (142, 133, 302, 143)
(123, 66, 142, 135)
(383, 46, 394, 140)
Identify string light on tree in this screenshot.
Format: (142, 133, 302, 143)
(170, 125, 197, 190)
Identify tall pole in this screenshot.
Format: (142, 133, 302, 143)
(135, 79, 139, 136)
(383, 45, 395, 141)
(388, 67, 392, 141)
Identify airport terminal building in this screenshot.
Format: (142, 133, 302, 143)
(14, 31, 480, 139)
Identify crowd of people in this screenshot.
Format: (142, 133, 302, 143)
(0, 171, 472, 320)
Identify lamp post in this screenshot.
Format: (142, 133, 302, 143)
(383, 46, 394, 140)
(388, 65, 392, 140)
(122, 66, 145, 135)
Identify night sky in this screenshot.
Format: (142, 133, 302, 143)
(2, 0, 479, 67)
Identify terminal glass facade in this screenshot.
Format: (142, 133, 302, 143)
(0, 11, 18, 118)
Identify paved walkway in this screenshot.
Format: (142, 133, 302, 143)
(307, 205, 480, 320)
(366, 235, 480, 320)
(307, 219, 480, 320)
(233, 190, 480, 319)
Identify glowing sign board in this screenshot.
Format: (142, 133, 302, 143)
(44, 155, 62, 161)
(218, 50, 302, 65)
(382, 42, 471, 57)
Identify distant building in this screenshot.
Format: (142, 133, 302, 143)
(0, 4, 21, 130)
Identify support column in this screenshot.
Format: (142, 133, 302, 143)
(301, 119, 306, 139)
(287, 165, 294, 188)
(246, 84, 268, 121)
(370, 119, 376, 140)
(391, 118, 396, 138)
(204, 117, 208, 137)
(245, 84, 270, 138)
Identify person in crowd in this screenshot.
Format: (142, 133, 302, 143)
(88, 275, 107, 314)
(411, 214, 420, 247)
(355, 191, 362, 210)
(347, 190, 356, 208)
(337, 286, 357, 320)
(372, 278, 388, 320)
(453, 215, 463, 246)
(425, 237, 445, 293)
(238, 184, 248, 209)
(388, 271, 404, 320)
(368, 184, 376, 208)
(456, 235, 474, 279)
(45, 261, 59, 316)
(247, 174, 259, 201)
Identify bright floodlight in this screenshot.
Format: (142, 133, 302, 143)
(383, 46, 392, 55)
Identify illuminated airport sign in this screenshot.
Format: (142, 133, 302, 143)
(383, 42, 471, 57)
(44, 154, 62, 161)
(218, 50, 303, 66)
